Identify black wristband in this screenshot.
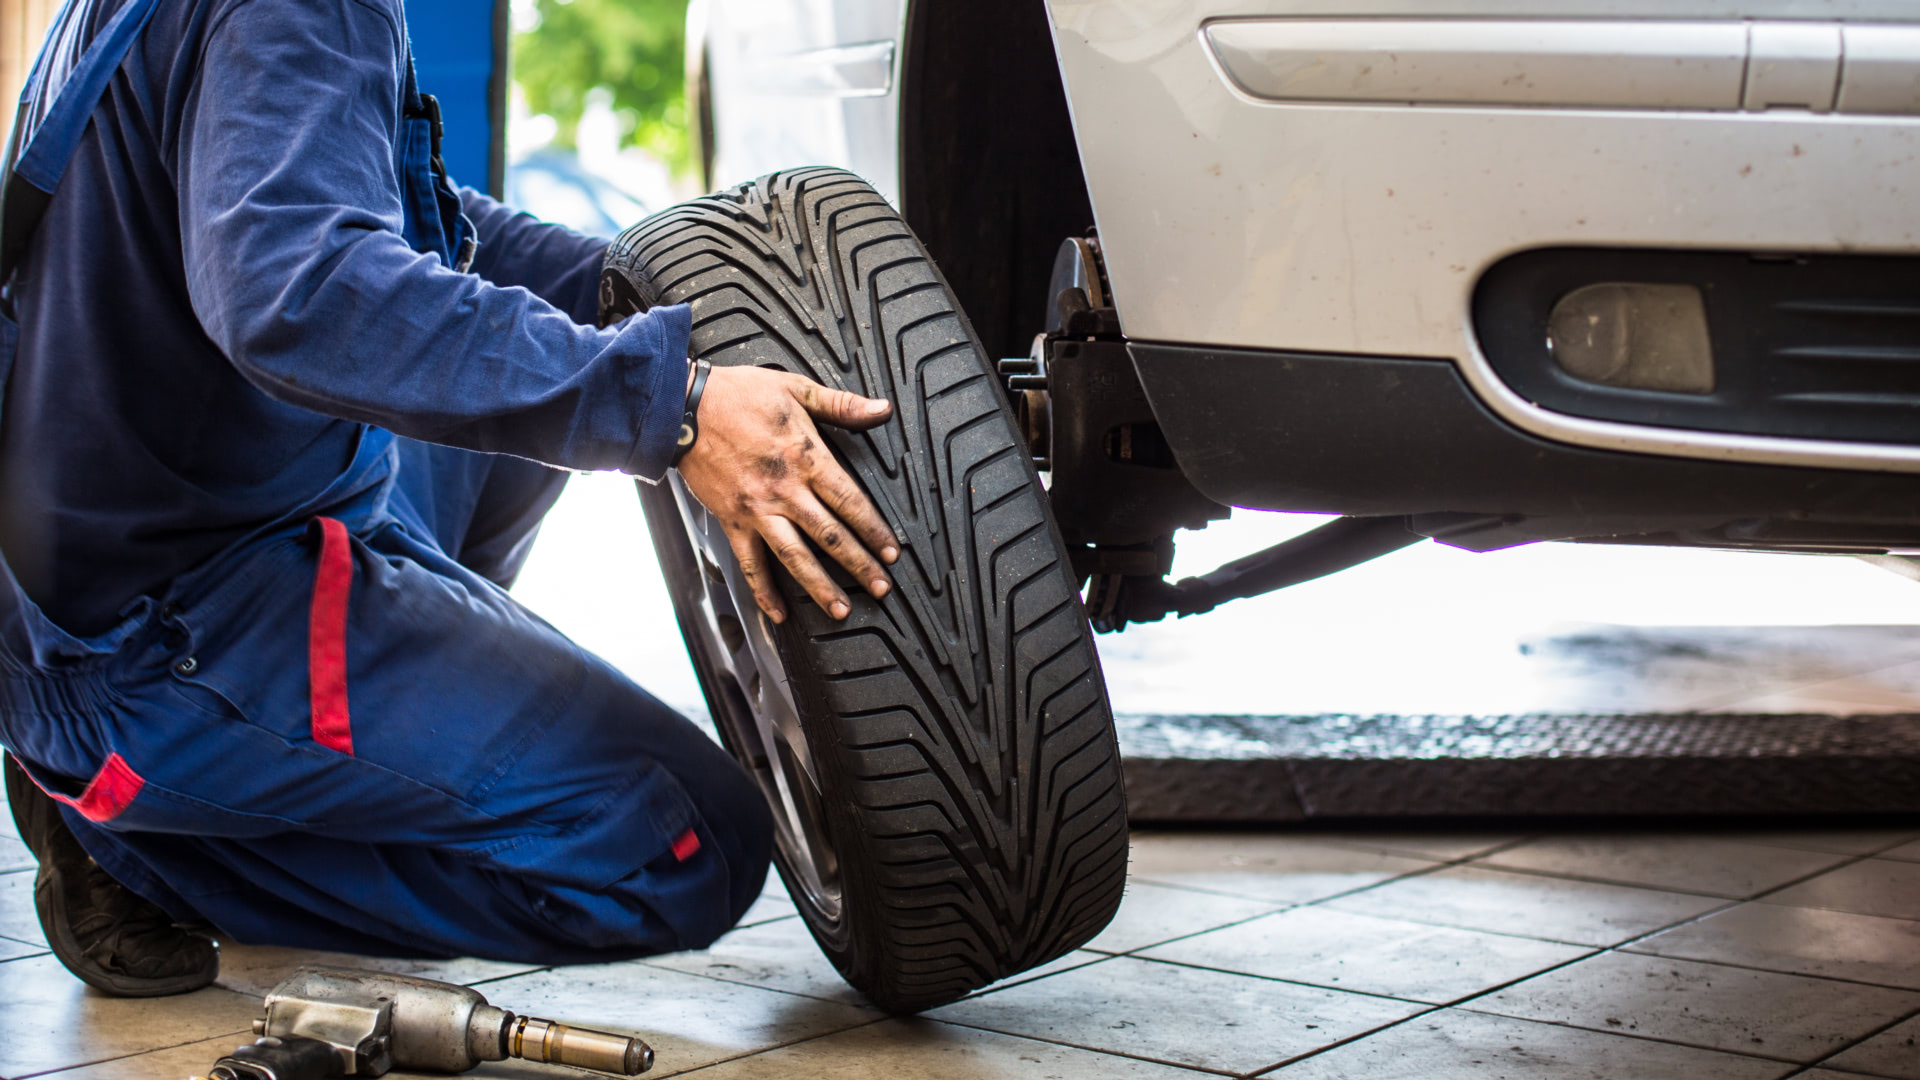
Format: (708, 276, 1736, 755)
(671, 359, 711, 467)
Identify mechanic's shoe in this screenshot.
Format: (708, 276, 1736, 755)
(4, 754, 218, 997)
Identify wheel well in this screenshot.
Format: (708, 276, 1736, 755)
(899, 0, 1095, 362)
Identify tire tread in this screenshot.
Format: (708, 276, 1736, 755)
(605, 169, 1126, 1012)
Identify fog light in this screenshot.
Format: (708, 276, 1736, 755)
(1546, 282, 1714, 393)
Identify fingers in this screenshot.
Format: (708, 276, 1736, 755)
(811, 457, 899, 565)
(792, 375, 892, 432)
(789, 489, 891, 599)
(681, 366, 903, 624)
(726, 530, 788, 625)
(759, 516, 852, 619)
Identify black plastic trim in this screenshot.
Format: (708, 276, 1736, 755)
(1130, 342, 1920, 544)
(1475, 247, 1920, 444)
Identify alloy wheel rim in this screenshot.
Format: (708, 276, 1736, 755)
(667, 474, 845, 923)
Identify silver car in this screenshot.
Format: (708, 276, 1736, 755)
(603, 0, 1920, 1011)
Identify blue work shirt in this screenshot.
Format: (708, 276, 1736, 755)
(0, 0, 689, 636)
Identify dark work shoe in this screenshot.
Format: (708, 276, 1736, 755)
(4, 753, 218, 997)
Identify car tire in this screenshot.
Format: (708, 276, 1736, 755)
(600, 167, 1129, 1013)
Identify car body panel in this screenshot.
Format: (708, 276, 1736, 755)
(702, 0, 906, 205)
(1044, 0, 1920, 474)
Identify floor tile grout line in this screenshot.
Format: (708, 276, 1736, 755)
(1095, 900, 1303, 959)
(1109, 951, 1460, 1007)
(1289, 836, 1528, 864)
(1127, 835, 1703, 956)
(1242, 884, 1834, 1076)
(1123, 876, 1317, 905)
(1116, 865, 1754, 1002)
(1187, 916, 1920, 1073)
(673, 1015, 1232, 1079)
(1431, 876, 1920, 1056)
(1747, 898, 1920, 925)
(1128, 833, 1546, 924)
(1744, 842, 1918, 902)
(1607, 946, 1920, 995)
(585, 954, 900, 1013)
(1739, 830, 1920, 858)
(1453, 857, 1845, 901)
(924, 1013, 1244, 1077)
(624, 955, 883, 1007)
(1582, 894, 1751, 960)
(650, 1016, 898, 1078)
(1249, 935, 1851, 1076)
(644, 1015, 897, 1079)
(460, 964, 556, 989)
(1248, 839, 1920, 965)
(953, 954, 1116, 1000)
(1262, 897, 1653, 951)
(34, 831, 1903, 1078)
(1687, 840, 1920, 927)
(231, 833, 1665, 1060)
(1098, 828, 1920, 999)
(1242, 941, 1648, 1075)
(15, 1028, 254, 1079)
(1795, 999, 1920, 1075)
(1290, 834, 1544, 907)
(1230, 839, 1729, 1079)
(1242, 1004, 1450, 1078)
(1452, 1002, 1853, 1068)
(615, 827, 1920, 1069)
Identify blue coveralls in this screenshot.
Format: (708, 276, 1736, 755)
(0, 0, 772, 963)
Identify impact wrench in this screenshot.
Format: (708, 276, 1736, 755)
(191, 966, 653, 1079)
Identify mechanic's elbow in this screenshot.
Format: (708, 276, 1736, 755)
(218, 311, 330, 409)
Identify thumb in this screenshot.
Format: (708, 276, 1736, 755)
(794, 377, 893, 431)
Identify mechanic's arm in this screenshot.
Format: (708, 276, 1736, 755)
(457, 187, 605, 325)
(178, 1, 677, 474)
(178, 0, 894, 614)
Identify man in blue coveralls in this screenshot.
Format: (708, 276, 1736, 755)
(0, 0, 900, 996)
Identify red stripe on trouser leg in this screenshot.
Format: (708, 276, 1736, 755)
(672, 828, 701, 861)
(309, 517, 354, 755)
(38, 753, 146, 823)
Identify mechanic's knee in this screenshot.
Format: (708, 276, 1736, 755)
(725, 788, 776, 923)
(636, 764, 775, 953)
(511, 836, 754, 960)
(689, 761, 776, 940)
(618, 809, 774, 955)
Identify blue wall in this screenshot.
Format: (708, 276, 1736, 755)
(405, 0, 503, 196)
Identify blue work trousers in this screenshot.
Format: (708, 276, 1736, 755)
(0, 438, 772, 963)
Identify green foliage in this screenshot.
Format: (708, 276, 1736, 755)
(514, 0, 691, 174)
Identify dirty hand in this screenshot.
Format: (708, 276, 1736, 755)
(675, 364, 899, 624)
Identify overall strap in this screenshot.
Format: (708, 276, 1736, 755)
(400, 47, 447, 179)
(0, 0, 165, 283)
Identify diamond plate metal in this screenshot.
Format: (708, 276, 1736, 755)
(1118, 713, 1920, 821)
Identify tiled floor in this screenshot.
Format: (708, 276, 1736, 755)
(6, 817, 1920, 1079)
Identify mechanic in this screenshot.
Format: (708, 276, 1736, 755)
(0, 0, 899, 997)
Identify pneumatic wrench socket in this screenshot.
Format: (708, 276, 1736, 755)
(196, 965, 652, 1078)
